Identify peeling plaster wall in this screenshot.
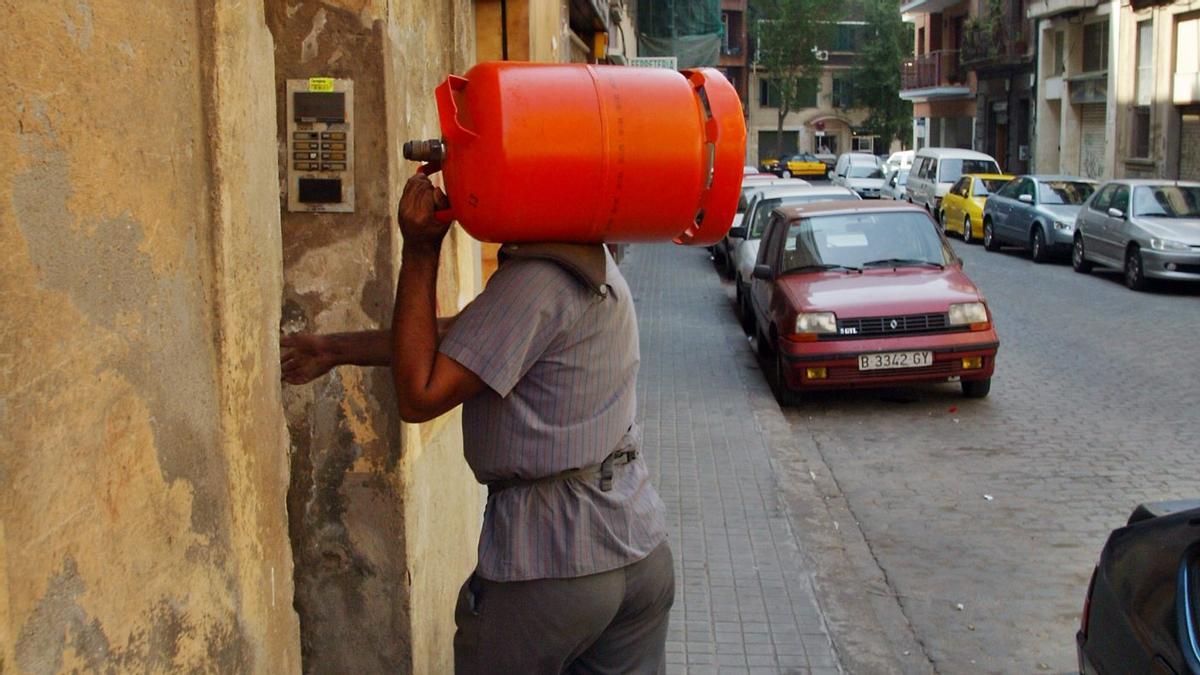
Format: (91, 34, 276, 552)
(1, 0, 299, 672)
(267, 1, 482, 672)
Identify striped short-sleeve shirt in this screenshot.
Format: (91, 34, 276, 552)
(439, 249, 667, 582)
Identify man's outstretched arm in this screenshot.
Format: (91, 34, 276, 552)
(280, 316, 459, 386)
(389, 173, 485, 423)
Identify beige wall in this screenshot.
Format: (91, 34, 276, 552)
(748, 68, 872, 162)
(268, 0, 482, 673)
(1031, 0, 1200, 179)
(1, 0, 300, 671)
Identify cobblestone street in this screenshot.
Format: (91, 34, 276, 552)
(624, 238, 1200, 674)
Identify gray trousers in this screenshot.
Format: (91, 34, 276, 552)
(454, 541, 674, 674)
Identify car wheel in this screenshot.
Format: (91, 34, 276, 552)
(962, 215, 974, 244)
(1124, 245, 1150, 291)
(755, 322, 771, 360)
(735, 282, 753, 334)
(983, 219, 1000, 252)
(961, 378, 990, 399)
(723, 255, 736, 281)
(1072, 234, 1092, 274)
(1030, 226, 1049, 263)
(773, 346, 801, 407)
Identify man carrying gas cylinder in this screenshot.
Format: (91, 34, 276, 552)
(280, 171, 674, 673)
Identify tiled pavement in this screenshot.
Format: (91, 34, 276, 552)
(623, 244, 842, 675)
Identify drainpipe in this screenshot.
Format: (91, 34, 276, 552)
(501, 0, 509, 60)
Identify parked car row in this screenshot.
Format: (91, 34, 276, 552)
(715, 178, 1001, 404)
(876, 146, 1200, 292)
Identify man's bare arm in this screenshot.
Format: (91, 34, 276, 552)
(280, 320, 458, 386)
(389, 174, 485, 423)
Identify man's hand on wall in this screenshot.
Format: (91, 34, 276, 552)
(398, 173, 450, 247)
(280, 333, 335, 384)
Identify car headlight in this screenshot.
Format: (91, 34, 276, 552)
(794, 312, 837, 335)
(1053, 219, 1074, 232)
(1149, 237, 1190, 251)
(948, 302, 988, 326)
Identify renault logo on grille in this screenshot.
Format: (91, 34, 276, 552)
(889, 319, 899, 330)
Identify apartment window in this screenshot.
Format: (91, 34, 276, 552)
(833, 24, 859, 52)
(832, 78, 854, 108)
(1052, 30, 1065, 76)
(852, 135, 875, 152)
(1131, 20, 1153, 158)
(759, 79, 817, 109)
(760, 79, 780, 108)
(917, 27, 925, 56)
(1082, 21, 1109, 73)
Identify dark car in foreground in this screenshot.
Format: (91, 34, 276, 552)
(748, 201, 999, 404)
(1077, 500, 1200, 675)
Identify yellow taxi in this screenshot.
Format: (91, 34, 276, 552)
(760, 152, 828, 179)
(940, 173, 1014, 244)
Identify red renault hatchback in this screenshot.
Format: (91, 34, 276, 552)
(748, 201, 999, 404)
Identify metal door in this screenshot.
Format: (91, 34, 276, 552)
(1079, 104, 1107, 180)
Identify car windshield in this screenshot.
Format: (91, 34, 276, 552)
(1132, 185, 1200, 218)
(973, 178, 1009, 196)
(1039, 181, 1095, 205)
(940, 159, 1000, 184)
(848, 165, 883, 178)
(749, 193, 861, 238)
(897, 170, 909, 185)
(780, 212, 951, 273)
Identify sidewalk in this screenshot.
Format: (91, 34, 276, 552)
(625, 244, 842, 674)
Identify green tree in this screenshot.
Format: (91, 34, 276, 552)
(844, 0, 913, 148)
(753, 0, 837, 158)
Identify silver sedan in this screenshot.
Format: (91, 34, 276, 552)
(1072, 180, 1200, 290)
(981, 175, 1096, 262)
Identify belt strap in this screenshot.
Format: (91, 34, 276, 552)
(486, 448, 639, 497)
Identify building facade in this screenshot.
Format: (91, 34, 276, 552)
(900, 0, 1036, 174)
(1031, 0, 1200, 180)
(721, 0, 752, 106)
(749, 21, 878, 165)
(3, 0, 622, 672)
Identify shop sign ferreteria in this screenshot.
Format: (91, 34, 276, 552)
(629, 57, 679, 69)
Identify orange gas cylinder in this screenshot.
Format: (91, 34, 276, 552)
(418, 62, 745, 246)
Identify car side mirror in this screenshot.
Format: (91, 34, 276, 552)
(753, 264, 774, 281)
(1107, 207, 1125, 219)
(728, 226, 747, 239)
(1018, 194, 1033, 203)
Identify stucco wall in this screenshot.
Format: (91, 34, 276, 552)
(1, 0, 300, 672)
(268, 1, 482, 672)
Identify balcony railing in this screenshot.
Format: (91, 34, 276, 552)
(901, 50, 965, 91)
(960, 18, 1031, 68)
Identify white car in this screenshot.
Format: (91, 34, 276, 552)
(834, 163, 886, 199)
(718, 176, 809, 277)
(882, 167, 910, 200)
(727, 185, 861, 327)
(906, 148, 1000, 221)
(884, 150, 914, 174)
(828, 152, 882, 184)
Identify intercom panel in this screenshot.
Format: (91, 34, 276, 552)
(286, 78, 355, 213)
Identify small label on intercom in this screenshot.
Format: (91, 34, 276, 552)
(308, 77, 335, 92)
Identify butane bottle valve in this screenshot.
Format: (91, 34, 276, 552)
(403, 139, 445, 163)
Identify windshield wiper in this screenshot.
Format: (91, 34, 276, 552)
(861, 258, 945, 270)
(782, 263, 862, 274)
